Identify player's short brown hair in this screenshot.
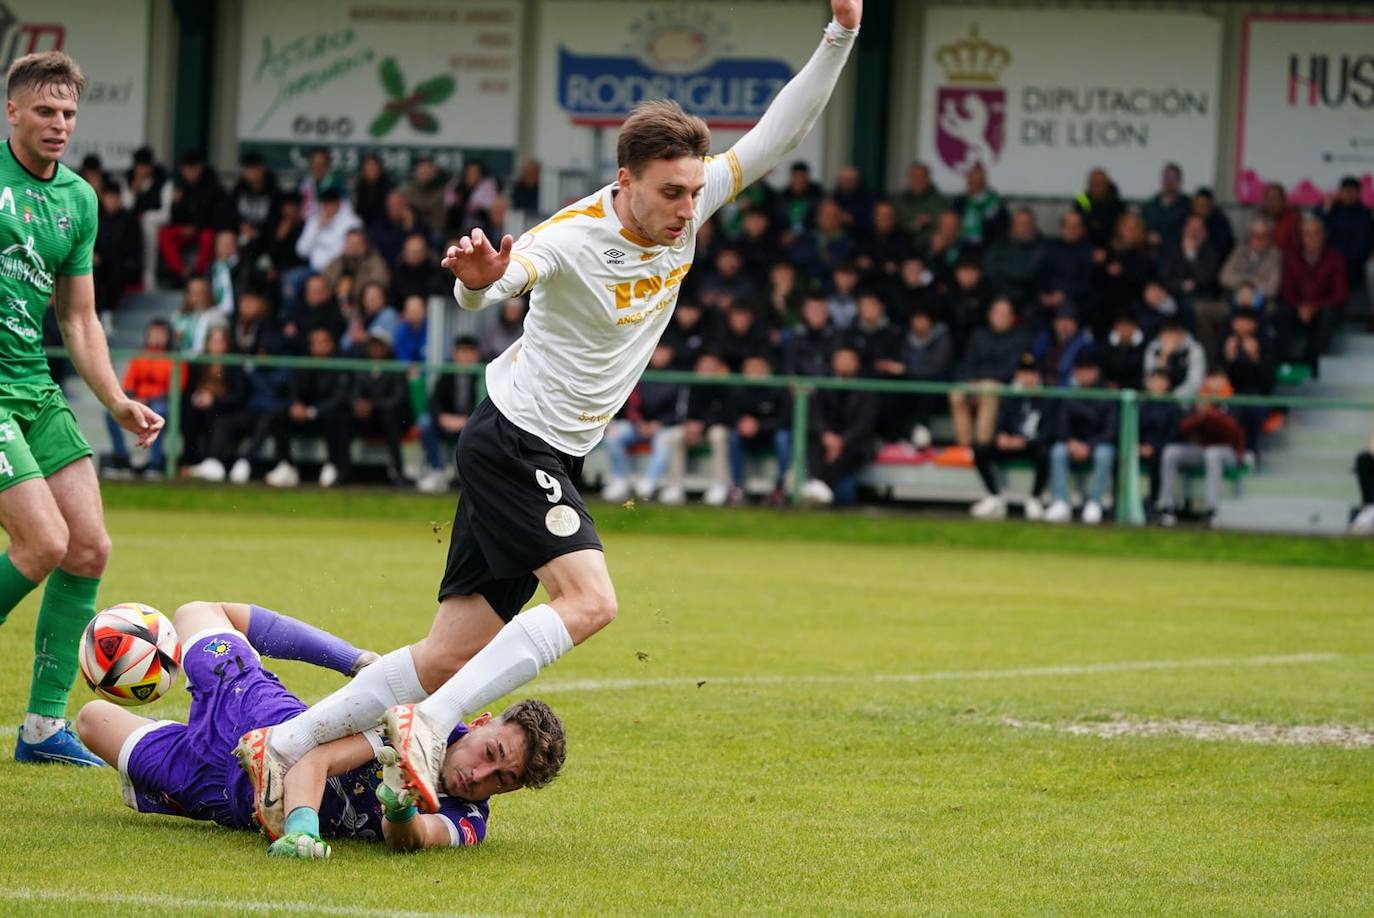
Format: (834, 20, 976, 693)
(617, 99, 709, 176)
(501, 699, 566, 790)
(7, 51, 86, 101)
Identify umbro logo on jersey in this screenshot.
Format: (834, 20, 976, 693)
(603, 248, 625, 264)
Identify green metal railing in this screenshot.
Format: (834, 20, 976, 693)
(54, 348, 1374, 525)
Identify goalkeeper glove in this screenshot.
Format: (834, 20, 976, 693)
(267, 806, 331, 859)
(376, 746, 419, 823)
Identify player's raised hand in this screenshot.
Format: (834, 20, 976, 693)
(110, 397, 165, 448)
(832, 0, 861, 30)
(441, 227, 514, 289)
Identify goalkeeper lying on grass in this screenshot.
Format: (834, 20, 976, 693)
(75, 601, 565, 859)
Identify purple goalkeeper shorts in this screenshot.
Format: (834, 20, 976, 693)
(118, 630, 306, 828)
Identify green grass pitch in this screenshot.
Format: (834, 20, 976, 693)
(0, 487, 1370, 915)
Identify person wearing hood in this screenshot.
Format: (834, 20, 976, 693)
(1073, 168, 1124, 252)
(1032, 304, 1094, 387)
(1098, 312, 1146, 390)
(1143, 318, 1206, 398)
(896, 306, 953, 447)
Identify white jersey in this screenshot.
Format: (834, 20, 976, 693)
(455, 18, 858, 456)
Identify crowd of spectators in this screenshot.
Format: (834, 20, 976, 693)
(87, 145, 1374, 524)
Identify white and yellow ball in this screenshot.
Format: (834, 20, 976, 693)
(78, 603, 181, 705)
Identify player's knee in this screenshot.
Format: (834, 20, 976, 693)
(73, 700, 108, 741)
(63, 524, 112, 576)
(21, 521, 69, 576)
(572, 587, 618, 635)
(172, 601, 216, 634)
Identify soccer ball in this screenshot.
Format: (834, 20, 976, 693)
(79, 603, 181, 706)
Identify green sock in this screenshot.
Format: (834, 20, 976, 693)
(27, 569, 100, 718)
(0, 552, 40, 627)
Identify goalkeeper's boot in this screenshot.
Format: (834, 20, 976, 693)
(380, 704, 445, 814)
(14, 721, 107, 767)
(234, 727, 286, 840)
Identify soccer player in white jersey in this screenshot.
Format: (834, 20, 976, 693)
(239, 0, 863, 819)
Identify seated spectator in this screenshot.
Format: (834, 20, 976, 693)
(1161, 214, 1224, 356)
(762, 261, 805, 334)
(1046, 354, 1118, 524)
(323, 228, 391, 302)
(832, 165, 875, 233)
(1032, 304, 1093, 388)
(982, 208, 1044, 310)
(938, 254, 995, 351)
(479, 297, 527, 362)
(737, 210, 783, 289)
(897, 305, 954, 447)
(444, 160, 502, 238)
(1141, 162, 1190, 250)
(825, 262, 861, 329)
(393, 295, 428, 363)
(1036, 211, 1094, 330)
(183, 325, 247, 477)
(298, 147, 347, 221)
(372, 191, 432, 266)
(1191, 188, 1235, 260)
(857, 199, 913, 279)
(390, 233, 444, 304)
(784, 295, 837, 378)
(779, 160, 823, 239)
(1156, 370, 1245, 526)
(1139, 368, 1183, 512)
(714, 301, 771, 372)
(726, 354, 792, 505)
(170, 277, 215, 353)
(94, 181, 142, 317)
(1351, 430, 1374, 534)
(1260, 182, 1301, 257)
(850, 290, 903, 438)
(952, 162, 1007, 248)
(124, 145, 171, 291)
(510, 159, 541, 213)
(417, 336, 483, 493)
(157, 150, 226, 286)
(352, 153, 392, 228)
(288, 274, 346, 348)
(1091, 211, 1153, 338)
(348, 329, 411, 484)
(266, 190, 307, 303)
(212, 331, 295, 485)
(1221, 307, 1276, 456)
(230, 288, 274, 355)
(969, 353, 1049, 521)
(297, 188, 362, 274)
(232, 151, 281, 246)
(678, 352, 735, 506)
(1137, 280, 1187, 341)
(950, 297, 1029, 452)
(1220, 217, 1281, 305)
(1317, 176, 1374, 296)
(340, 281, 400, 357)
(103, 319, 174, 477)
(1099, 311, 1146, 390)
(891, 255, 936, 320)
(1074, 168, 1124, 252)
(894, 161, 946, 250)
(207, 229, 253, 318)
(731, 179, 782, 243)
(788, 198, 854, 288)
(699, 246, 756, 311)
(1143, 318, 1205, 398)
(1276, 216, 1348, 376)
(270, 327, 353, 488)
(601, 342, 687, 504)
(400, 156, 448, 237)
(923, 209, 965, 287)
(801, 344, 877, 505)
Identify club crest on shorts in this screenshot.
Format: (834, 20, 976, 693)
(202, 638, 232, 656)
(545, 505, 580, 537)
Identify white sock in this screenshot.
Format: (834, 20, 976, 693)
(21, 713, 64, 744)
(416, 604, 574, 735)
(268, 646, 424, 768)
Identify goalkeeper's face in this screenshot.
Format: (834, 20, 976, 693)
(620, 156, 706, 247)
(439, 714, 530, 801)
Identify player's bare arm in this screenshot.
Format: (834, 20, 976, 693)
(54, 273, 164, 447)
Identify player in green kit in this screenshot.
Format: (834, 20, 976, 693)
(0, 52, 164, 765)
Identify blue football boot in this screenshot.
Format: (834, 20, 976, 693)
(14, 722, 108, 766)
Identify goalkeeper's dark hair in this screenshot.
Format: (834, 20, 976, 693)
(499, 699, 566, 790)
(7, 51, 85, 101)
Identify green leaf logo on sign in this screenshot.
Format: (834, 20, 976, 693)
(370, 57, 455, 137)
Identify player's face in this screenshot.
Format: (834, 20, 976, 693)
(440, 716, 530, 801)
(7, 83, 78, 170)
(621, 156, 706, 247)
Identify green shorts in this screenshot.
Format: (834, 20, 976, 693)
(0, 381, 93, 493)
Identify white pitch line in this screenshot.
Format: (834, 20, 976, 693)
(0, 888, 492, 918)
(536, 652, 1342, 693)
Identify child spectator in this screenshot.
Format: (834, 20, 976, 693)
(349, 329, 412, 484)
(393, 295, 428, 364)
(898, 306, 954, 448)
(1156, 370, 1245, 526)
(1276, 216, 1348, 377)
(726, 354, 792, 506)
(104, 319, 175, 478)
(1143, 318, 1206, 398)
(417, 336, 482, 494)
(1139, 368, 1183, 513)
(600, 343, 687, 504)
(1099, 311, 1146, 390)
(1032, 304, 1093, 388)
(183, 325, 247, 479)
(270, 327, 353, 488)
(952, 297, 1030, 455)
(801, 344, 877, 505)
(1221, 308, 1276, 457)
(970, 354, 1049, 521)
(825, 262, 861, 329)
(1045, 353, 1118, 524)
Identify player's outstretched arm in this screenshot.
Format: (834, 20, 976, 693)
(55, 274, 165, 447)
(443, 227, 533, 313)
(267, 733, 377, 860)
(714, 0, 862, 203)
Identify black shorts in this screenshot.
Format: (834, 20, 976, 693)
(438, 399, 603, 621)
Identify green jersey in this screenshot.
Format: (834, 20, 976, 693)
(0, 141, 97, 385)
